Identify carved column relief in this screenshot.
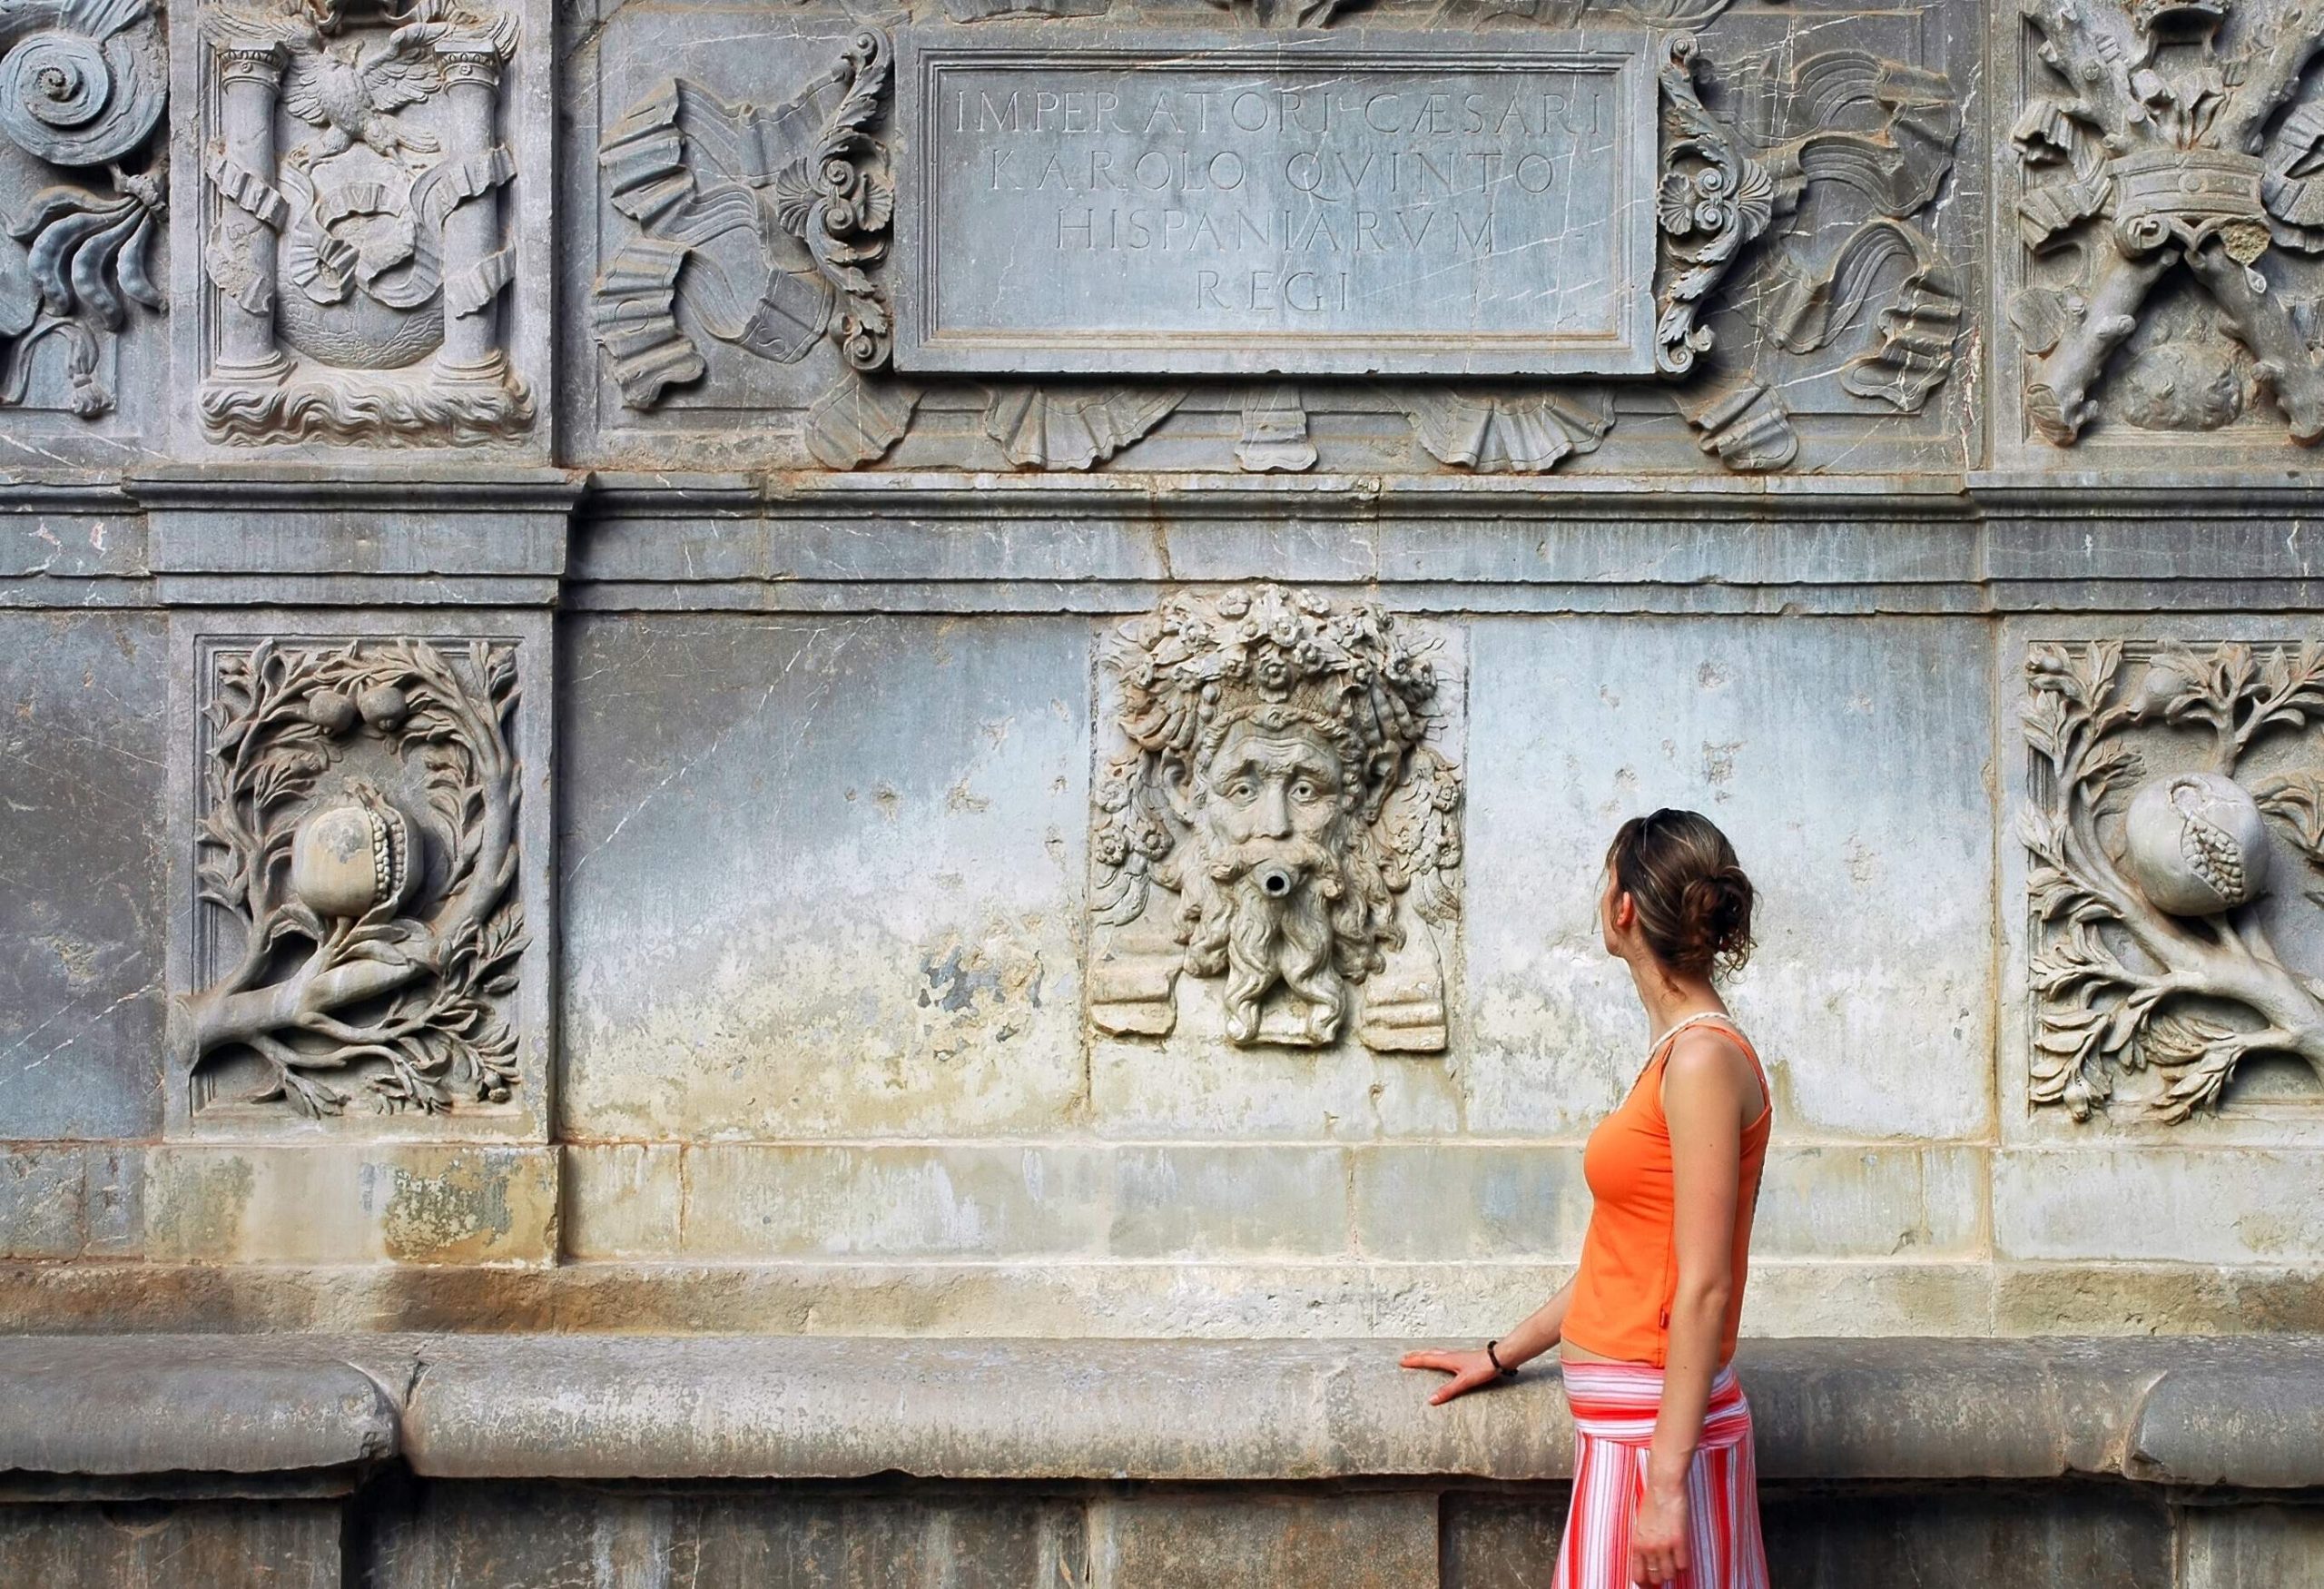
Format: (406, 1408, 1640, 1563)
(0, 0, 168, 418)
(2022, 640, 2324, 1120)
(171, 628, 550, 1132)
(193, 0, 531, 445)
(1088, 587, 1462, 1055)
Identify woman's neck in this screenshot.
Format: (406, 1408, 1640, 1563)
(1627, 958, 1727, 1041)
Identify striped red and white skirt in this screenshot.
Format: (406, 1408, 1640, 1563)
(1552, 1361, 1769, 1589)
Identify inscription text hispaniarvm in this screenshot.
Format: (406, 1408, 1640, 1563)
(894, 34, 1657, 377)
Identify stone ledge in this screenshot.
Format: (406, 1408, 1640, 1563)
(2, 1336, 2320, 1490)
(0, 1337, 399, 1476)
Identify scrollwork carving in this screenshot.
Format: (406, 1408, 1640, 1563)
(1654, 33, 1774, 379)
(182, 637, 528, 1119)
(2022, 639, 2324, 1120)
(1089, 586, 1461, 1053)
(0, 0, 165, 419)
(1, 0, 165, 164)
(592, 30, 894, 410)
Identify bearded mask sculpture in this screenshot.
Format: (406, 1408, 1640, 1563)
(1089, 587, 1462, 1052)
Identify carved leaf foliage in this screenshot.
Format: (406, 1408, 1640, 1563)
(184, 637, 527, 1119)
(2022, 641, 2324, 1122)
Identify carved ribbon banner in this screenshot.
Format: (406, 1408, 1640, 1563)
(592, 30, 894, 410)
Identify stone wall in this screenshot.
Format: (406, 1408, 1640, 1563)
(3, 0, 2323, 1347)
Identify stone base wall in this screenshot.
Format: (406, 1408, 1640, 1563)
(7, 1476, 2318, 1589)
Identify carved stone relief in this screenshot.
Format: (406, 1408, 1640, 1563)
(584, 13, 1964, 478)
(0, 0, 167, 419)
(174, 634, 539, 1125)
(592, 30, 893, 410)
(1088, 586, 1462, 1054)
(2012, 0, 2324, 446)
(2023, 640, 2324, 1120)
(194, 0, 531, 445)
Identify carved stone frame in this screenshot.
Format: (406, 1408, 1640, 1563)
(162, 608, 556, 1141)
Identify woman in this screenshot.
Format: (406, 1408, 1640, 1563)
(1403, 809, 1770, 1589)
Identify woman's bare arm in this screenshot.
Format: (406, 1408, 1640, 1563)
(1630, 1031, 1751, 1585)
(1400, 1277, 1577, 1406)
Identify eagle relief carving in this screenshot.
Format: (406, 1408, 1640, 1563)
(1088, 586, 1462, 1054)
(197, 0, 529, 443)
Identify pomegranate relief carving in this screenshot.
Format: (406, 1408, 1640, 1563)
(180, 637, 529, 1120)
(2023, 639, 2324, 1120)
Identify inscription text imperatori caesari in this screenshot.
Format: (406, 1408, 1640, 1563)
(894, 35, 1658, 376)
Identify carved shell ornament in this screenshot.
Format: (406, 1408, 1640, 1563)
(2023, 641, 2324, 1120)
(183, 638, 527, 1118)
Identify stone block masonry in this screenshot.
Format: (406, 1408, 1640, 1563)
(4, 0, 2324, 1575)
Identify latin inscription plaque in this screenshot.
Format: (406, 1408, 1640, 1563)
(893, 32, 1658, 377)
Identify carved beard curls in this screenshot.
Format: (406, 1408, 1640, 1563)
(1177, 806, 1403, 1044)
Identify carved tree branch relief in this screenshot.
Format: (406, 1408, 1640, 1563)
(2023, 639, 2324, 1120)
(182, 637, 529, 1120)
(1088, 586, 1462, 1054)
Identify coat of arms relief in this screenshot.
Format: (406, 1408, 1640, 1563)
(2013, 0, 2324, 444)
(195, 0, 530, 443)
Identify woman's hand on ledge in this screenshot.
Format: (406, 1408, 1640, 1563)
(1399, 1348, 1510, 1406)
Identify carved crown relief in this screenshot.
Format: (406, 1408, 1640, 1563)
(0, 0, 167, 419)
(1088, 586, 1462, 1054)
(585, 13, 1964, 477)
(195, 0, 530, 444)
(2012, 0, 2324, 445)
(2023, 640, 2324, 1121)
(179, 636, 532, 1120)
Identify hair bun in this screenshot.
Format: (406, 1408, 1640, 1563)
(1607, 812, 1756, 980)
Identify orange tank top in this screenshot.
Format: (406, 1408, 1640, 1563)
(1562, 1013, 1771, 1369)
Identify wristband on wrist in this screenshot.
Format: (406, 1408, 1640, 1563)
(1484, 1339, 1517, 1377)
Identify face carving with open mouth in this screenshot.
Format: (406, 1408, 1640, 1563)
(1179, 712, 1380, 1046)
(1088, 585, 1462, 1052)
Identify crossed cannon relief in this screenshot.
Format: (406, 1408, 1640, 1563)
(2014, 0, 2324, 443)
